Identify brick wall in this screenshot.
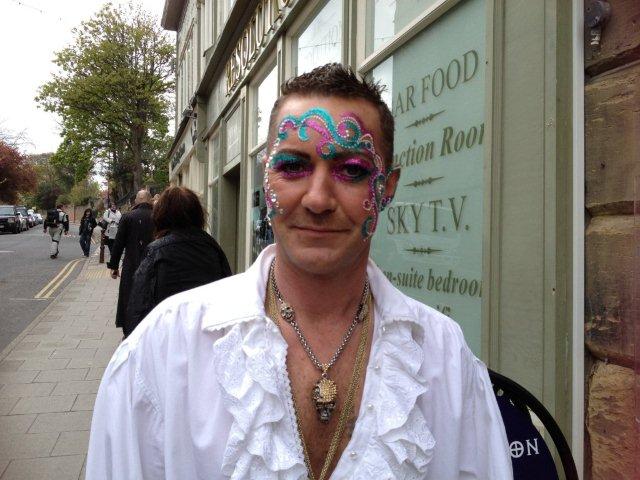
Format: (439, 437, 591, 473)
(584, 1, 640, 478)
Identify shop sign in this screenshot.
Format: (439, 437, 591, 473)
(225, 0, 296, 95)
(370, 0, 486, 353)
(171, 143, 185, 170)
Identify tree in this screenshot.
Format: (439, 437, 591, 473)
(50, 135, 94, 185)
(24, 153, 74, 210)
(0, 141, 36, 204)
(66, 178, 101, 206)
(37, 2, 174, 200)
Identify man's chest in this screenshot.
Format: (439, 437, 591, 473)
(282, 322, 372, 478)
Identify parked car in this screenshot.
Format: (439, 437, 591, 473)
(15, 205, 32, 228)
(27, 209, 41, 225)
(33, 213, 43, 224)
(0, 205, 21, 234)
(16, 212, 28, 232)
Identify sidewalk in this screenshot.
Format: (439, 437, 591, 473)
(0, 252, 120, 480)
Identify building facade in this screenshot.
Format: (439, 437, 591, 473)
(162, 0, 639, 477)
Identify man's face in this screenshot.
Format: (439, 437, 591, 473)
(110, 205, 116, 212)
(265, 95, 398, 276)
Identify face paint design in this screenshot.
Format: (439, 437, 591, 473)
(264, 107, 395, 237)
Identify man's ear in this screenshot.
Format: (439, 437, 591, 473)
(384, 168, 400, 200)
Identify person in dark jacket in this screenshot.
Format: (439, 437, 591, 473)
(126, 186, 232, 336)
(107, 190, 154, 337)
(79, 208, 97, 257)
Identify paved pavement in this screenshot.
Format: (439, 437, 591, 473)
(0, 251, 120, 480)
(0, 224, 92, 351)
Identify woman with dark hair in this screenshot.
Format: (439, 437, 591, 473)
(126, 186, 232, 336)
(79, 208, 97, 257)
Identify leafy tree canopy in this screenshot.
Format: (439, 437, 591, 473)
(0, 141, 36, 204)
(37, 2, 175, 202)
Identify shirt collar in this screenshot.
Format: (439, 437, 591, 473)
(201, 244, 421, 332)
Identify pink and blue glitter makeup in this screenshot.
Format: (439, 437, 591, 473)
(263, 107, 394, 238)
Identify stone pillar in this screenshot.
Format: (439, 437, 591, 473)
(584, 1, 640, 477)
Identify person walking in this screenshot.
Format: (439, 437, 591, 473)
(43, 204, 69, 259)
(107, 190, 154, 337)
(79, 208, 97, 257)
(102, 203, 121, 256)
(126, 187, 232, 337)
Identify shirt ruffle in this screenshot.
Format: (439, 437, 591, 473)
(212, 316, 434, 479)
(352, 320, 435, 479)
(212, 319, 307, 479)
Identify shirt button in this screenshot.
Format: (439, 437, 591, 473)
(367, 403, 374, 411)
(374, 364, 381, 371)
(349, 452, 358, 460)
(381, 325, 387, 333)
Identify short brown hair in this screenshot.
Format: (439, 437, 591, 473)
(267, 63, 394, 168)
(152, 186, 205, 239)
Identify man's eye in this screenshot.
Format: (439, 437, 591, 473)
(271, 154, 311, 177)
(335, 162, 373, 182)
(281, 161, 307, 174)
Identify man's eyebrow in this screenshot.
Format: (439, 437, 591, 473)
(271, 148, 310, 160)
(330, 150, 375, 162)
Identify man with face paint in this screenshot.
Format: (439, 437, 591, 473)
(87, 64, 513, 480)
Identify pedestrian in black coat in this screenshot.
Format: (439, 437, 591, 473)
(126, 186, 232, 336)
(79, 208, 97, 257)
(107, 190, 154, 336)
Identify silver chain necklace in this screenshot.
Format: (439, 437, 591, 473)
(268, 259, 370, 423)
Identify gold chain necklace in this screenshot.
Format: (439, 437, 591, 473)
(269, 259, 369, 423)
(266, 274, 370, 480)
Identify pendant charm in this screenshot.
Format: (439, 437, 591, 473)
(280, 302, 295, 323)
(313, 375, 337, 423)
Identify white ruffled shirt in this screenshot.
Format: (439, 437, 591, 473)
(87, 245, 513, 479)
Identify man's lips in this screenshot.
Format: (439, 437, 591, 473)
(291, 226, 348, 234)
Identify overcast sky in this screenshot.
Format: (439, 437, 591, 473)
(0, 0, 172, 156)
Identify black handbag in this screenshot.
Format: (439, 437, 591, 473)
(98, 219, 108, 230)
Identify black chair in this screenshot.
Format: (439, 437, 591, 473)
(488, 369, 579, 480)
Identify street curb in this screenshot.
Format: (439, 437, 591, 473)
(0, 255, 94, 362)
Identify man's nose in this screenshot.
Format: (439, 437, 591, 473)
(300, 166, 337, 214)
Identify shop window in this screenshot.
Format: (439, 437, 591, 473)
(250, 147, 272, 262)
(217, 0, 235, 37)
(367, 0, 486, 353)
(366, 0, 441, 55)
(294, 0, 342, 75)
(210, 131, 220, 181)
(256, 67, 278, 146)
(248, 65, 278, 262)
(208, 132, 220, 236)
(209, 181, 219, 237)
(226, 105, 242, 167)
(202, 0, 215, 54)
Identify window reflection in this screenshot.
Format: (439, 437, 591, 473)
(251, 148, 274, 261)
(256, 67, 278, 146)
(226, 107, 241, 165)
(296, 0, 342, 75)
(367, 0, 440, 54)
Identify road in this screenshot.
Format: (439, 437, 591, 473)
(0, 224, 98, 351)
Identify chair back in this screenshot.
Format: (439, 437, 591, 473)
(489, 369, 578, 480)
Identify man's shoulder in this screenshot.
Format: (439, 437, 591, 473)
(396, 290, 466, 342)
(136, 271, 256, 334)
(370, 265, 466, 345)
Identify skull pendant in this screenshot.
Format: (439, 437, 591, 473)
(313, 376, 337, 423)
